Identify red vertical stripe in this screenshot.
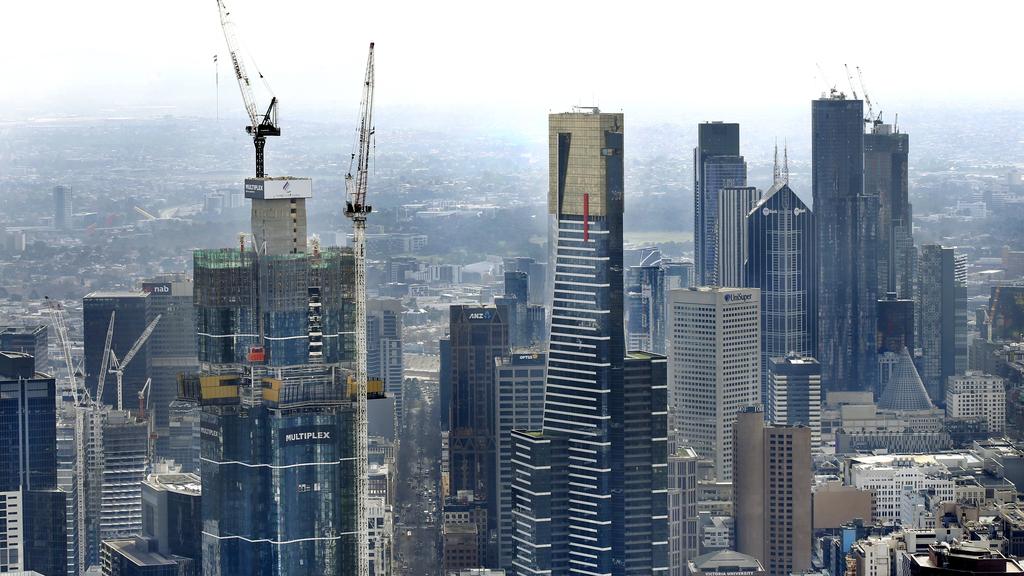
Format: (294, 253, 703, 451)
(583, 193, 590, 242)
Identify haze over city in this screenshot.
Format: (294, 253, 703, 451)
(1, 2, 1024, 576)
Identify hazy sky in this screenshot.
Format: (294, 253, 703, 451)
(5, 1, 1023, 126)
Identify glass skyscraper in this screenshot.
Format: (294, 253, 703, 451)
(812, 94, 879, 391)
(511, 109, 667, 575)
(745, 179, 816, 400)
(694, 122, 746, 287)
(196, 176, 359, 575)
(865, 123, 914, 299)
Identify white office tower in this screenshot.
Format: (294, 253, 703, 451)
(946, 371, 1006, 435)
(669, 287, 760, 481)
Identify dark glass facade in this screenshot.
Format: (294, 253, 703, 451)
(694, 122, 745, 286)
(865, 125, 914, 299)
(196, 191, 359, 574)
(812, 96, 878, 392)
(83, 292, 150, 407)
(744, 183, 817, 400)
(447, 304, 510, 566)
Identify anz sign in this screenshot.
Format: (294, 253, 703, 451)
(467, 309, 494, 321)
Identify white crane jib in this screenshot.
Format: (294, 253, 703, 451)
(344, 42, 375, 576)
(95, 311, 116, 406)
(109, 314, 161, 412)
(215, 0, 280, 177)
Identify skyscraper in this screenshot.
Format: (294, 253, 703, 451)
(0, 325, 48, 369)
(83, 291, 151, 407)
(447, 304, 509, 566)
(694, 122, 746, 286)
(917, 244, 968, 403)
(512, 109, 667, 575)
(733, 408, 811, 576)
(141, 275, 198, 463)
(54, 185, 72, 230)
(716, 185, 760, 288)
(767, 354, 821, 447)
(813, 93, 879, 392)
(744, 173, 816, 399)
(0, 352, 66, 576)
(368, 298, 404, 433)
(667, 446, 699, 576)
(625, 256, 667, 355)
(865, 122, 914, 299)
(196, 174, 360, 575)
(493, 352, 546, 569)
(670, 286, 760, 481)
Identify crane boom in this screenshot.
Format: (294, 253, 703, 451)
(96, 311, 116, 406)
(215, 0, 280, 177)
(45, 298, 80, 404)
(110, 314, 161, 411)
(345, 42, 375, 576)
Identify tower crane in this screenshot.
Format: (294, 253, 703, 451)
(95, 311, 116, 407)
(345, 42, 375, 576)
(108, 314, 161, 412)
(215, 0, 280, 177)
(856, 66, 882, 129)
(45, 297, 83, 404)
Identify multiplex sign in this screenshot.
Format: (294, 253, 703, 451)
(244, 177, 313, 200)
(280, 426, 335, 445)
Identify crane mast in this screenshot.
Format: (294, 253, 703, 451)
(345, 42, 375, 576)
(215, 0, 280, 177)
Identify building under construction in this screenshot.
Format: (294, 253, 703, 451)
(194, 175, 368, 574)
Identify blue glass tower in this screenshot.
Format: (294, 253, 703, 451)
(813, 94, 879, 392)
(511, 109, 667, 576)
(196, 177, 359, 575)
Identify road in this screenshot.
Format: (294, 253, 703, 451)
(393, 378, 441, 575)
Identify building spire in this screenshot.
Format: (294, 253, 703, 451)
(783, 141, 790, 184)
(773, 139, 781, 186)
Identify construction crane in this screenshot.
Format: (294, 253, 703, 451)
(45, 297, 82, 404)
(215, 0, 280, 177)
(345, 42, 375, 576)
(138, 377, 152, 420)
(43, 297, 89, 574)
(856, 66, 882, 128)
(108, 314, 161, 412)
(95, 311, 116, 406)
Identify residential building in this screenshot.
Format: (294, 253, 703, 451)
(511, 109, 667, 575)
(865, 122, 914, 300)
(813, 93, 878, 392)
(667, 447, 699, 576)
(918, 245, 968, 403)
(945, 372, 1006, 435)
(670, 286, 760, 481)
(54, 185, 72, 230)
(733, 408, 811, 576)
(767, 354, 821, 447)
(625, 258, 667, 355)
(368, 298, 404, 435)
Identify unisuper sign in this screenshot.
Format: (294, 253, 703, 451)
(723, 292, 754, 303)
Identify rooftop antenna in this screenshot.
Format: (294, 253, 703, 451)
(214, 54, 219, 122)
(773, 139, 781, 186)
(783, 141, 790, 184)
